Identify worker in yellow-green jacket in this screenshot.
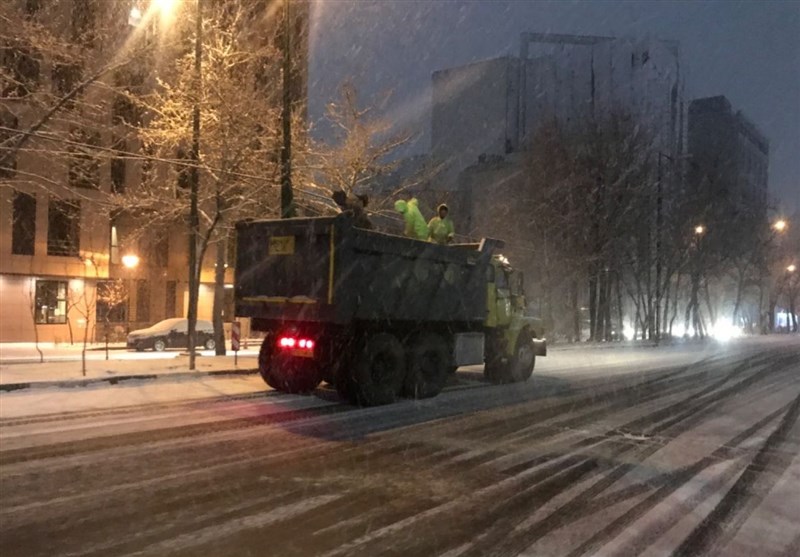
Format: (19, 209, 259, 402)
(394, 198, 429, 241)
(427, 203, 455, 245)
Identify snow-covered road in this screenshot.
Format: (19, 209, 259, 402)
(0, 336, 798, 557)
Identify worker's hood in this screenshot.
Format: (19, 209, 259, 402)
(437, 203, 449, 213)
(394, 200, 407, 213)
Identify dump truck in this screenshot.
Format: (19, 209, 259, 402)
(234, 214, 546, 406)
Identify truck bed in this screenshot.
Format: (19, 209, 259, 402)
(235, 215, 492, 328)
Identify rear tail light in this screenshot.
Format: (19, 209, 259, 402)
(277, 335, 314, 352)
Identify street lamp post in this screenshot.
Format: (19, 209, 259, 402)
(280, 0, 295, 218)
(187, 0, 203, 370)
(122, 253, 140, 335)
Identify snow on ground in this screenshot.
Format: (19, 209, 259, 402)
(0, 352, 259, 385)
(0, 374, 269, 419)
(1, 336, 794, 421)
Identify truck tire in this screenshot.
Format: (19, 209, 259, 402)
(258, 336, 321, 394)
(350, 333, 405, 406)
(403, 332, 450, 399)
(485, 332, 535, 384)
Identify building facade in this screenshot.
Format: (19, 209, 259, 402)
(0, 0, 308, 343)
(688, 95, 769, 207)
(431, 32, 686, 189)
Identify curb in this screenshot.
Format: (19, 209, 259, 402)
(0, 368, 260, 393)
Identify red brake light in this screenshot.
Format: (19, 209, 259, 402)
(278, 336, 296, 348)
(277, 336, 313, 351)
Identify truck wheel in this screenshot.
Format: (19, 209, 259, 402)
(508, 333, 536, 382)
(258, 336, 321, 394)
(485, 332, 535, 384)
(351, 333, 405, 406)
(403, 332, 449, 399)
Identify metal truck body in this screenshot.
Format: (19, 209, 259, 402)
(235, 215, 545, 405)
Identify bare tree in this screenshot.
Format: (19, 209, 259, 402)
(96, 278, 128, 360)
(306, 81, 411, 198)
(525, 111, 655, 342)
(116, 3, 281, 364)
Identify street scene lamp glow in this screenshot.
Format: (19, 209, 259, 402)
(154, 0, 178, 16)
(694, 225, 705, 235)
(788, 264, 797, 273)
(122, 254, 140, 269)
(128, 6, 143, 26)
(773, 219, 788, 232)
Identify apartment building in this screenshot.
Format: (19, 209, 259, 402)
(0, 0, 308, 343)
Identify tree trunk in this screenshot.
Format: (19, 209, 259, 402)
(588, 271, 598, 341)
(603, 273, 612, 341)
(669, 271, 682, 337)
(768, 296, 777, 333)
(615, 274, 624, 340)
(187, 0, 204, 371)
(703, 280, 716, 330)
(686, 269, 701, 337)
(212, 233, 227, 356)
(81, 312, 89, 377)
(571, 278, 580, 342)
(104, 319, 110, 361)
(731, 267, 746, 327)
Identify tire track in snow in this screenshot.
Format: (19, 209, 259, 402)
(673, 391, 800, 557)
(453, 354, 797, 557)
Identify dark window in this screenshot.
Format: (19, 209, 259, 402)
(496, 269, 509, 290)
(96, 281, 128, 323)
(136, 279, 150, 323)
(68, 128, 101, 189)
(112, 93, 140, 126)
(226, 230, 236, 266)
(223, 287, 235, 321)
(175, 147, 191, 194)
(25, 0, 42, 17)
(35, 280, 67, 324)
(52, 62, 82, 103)
(72, 0, 97, 46)
(47, 199, 80, 256)
(165, 281, 177, 318)
(109, 211, 121, 265)
(12, 191, 36, 255)
(0, 109, 19, 178)
(141, 142, 154, 186)
(111, 136, 126, 193)
(152, 234, 169, 268)
(1, 43, 40, 98)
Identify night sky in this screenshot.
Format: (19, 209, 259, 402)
(309, 0, 800, 211)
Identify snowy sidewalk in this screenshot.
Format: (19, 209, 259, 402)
(0, 343, 260, 391)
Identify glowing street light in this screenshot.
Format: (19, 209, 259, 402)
(788, 264, 797, 273)
(154, 0, 179, 16)
(773, 219, 788, 233)
(694, 225, 706, 236)
(128, 6, 143, 26)
(122, 254, 140, 269)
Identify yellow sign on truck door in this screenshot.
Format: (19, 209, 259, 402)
(269, 236, 295, 255)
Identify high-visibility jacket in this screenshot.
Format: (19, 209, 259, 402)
(394, 198, 429, 240)
(428, 215, 454, 244)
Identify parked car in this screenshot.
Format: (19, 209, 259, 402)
(127, 318, 216, 351)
